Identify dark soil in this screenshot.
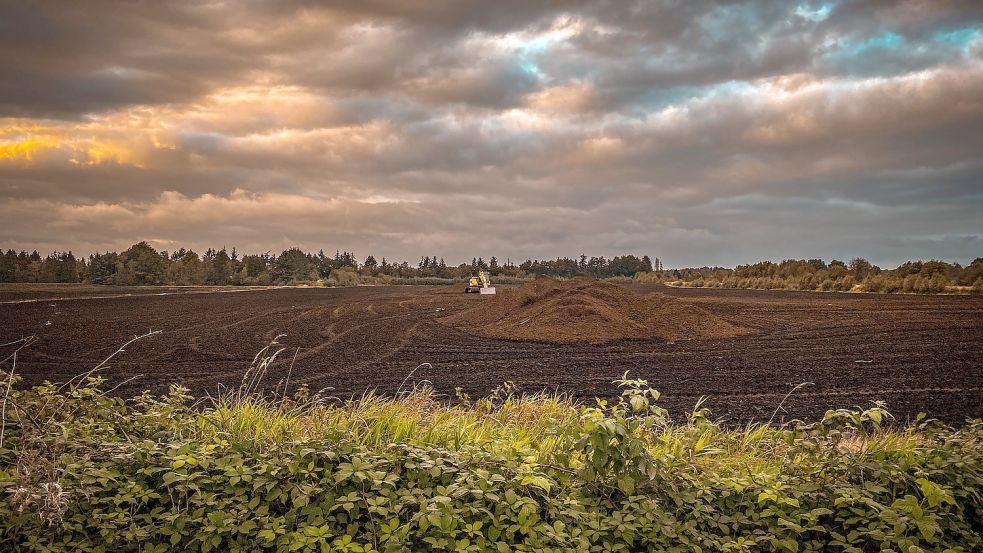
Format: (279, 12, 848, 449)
(0, 283, 263, 302)
(1, 283, 980, 424)
(439, 277, 747, 343)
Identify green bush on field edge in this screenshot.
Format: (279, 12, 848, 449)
(1, 368, 981, 552)
(633, 257, 983, 295)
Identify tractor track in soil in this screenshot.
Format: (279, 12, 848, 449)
(0, 283, 980, 424)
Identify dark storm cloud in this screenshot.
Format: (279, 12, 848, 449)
(1, 0, 982, 266)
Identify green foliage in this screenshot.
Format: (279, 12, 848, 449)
(166, 250, 206, 286)
(116, 242, 168, 285)
(38, 252, 80, 283)
(204, 248, 233, 285)
(325, 267, 359, 287)
(4, 246, 981, 293)
(85, 251, 118, 284)
(1, 244, 670, 285)
(1, 372, 981, 552)
(637, 257, 983, 294)
(273, 248, 315, 284)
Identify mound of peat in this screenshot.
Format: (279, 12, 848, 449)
(440, 277, 747, 343)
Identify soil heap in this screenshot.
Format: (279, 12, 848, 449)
(439, 277, 747, 343)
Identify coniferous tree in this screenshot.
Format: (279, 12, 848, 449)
(87, 252, 119, 284)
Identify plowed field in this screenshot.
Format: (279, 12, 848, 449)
(1, 284, 980, 424)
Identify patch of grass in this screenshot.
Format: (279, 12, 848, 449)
(1, 339, 981, 551)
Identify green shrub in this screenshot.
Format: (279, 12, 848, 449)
(1, 372, 981, 552)
(326, 268, 359, 287)
(631, 272, 664, 284)
(659, 260, 979, 295)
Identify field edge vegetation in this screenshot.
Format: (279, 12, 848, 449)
(1, 340, 981, 551)
(634, 257, 983, 295)
(3, 242, 981, 294)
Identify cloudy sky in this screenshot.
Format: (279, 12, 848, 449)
(1, 1, 981, 267)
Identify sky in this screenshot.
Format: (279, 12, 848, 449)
(1, 1, 982, 268)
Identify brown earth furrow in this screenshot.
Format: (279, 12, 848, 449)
(0, 283, 980, 424)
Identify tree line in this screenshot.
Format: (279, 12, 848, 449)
(636, 257, 983, 294)
(0, 243, 660, 286)
(4, 244, 979, 293)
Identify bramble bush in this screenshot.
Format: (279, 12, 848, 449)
(1, 368, 981, 552)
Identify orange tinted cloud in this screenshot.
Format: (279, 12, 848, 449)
(526, 82, 598, 113)
(0, 135, 62, 161)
